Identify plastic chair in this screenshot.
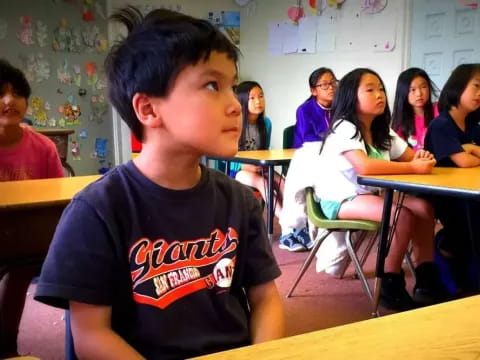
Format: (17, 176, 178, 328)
(283, 125, 295, 149)
(287, 187, 381, 315)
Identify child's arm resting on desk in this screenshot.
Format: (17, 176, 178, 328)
(450, 144, 480, 167)
(247, 280, 285, 343)
(70, 301, 145, 360)
(343, 149, 436, 175)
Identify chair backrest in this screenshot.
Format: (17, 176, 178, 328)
(283, 125, 295, 149)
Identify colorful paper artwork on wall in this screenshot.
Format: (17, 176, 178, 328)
(36, 21, 48, 47)
(81, 25, 107, 52)
(458, 0, 478, 8)
(58, 102, 82, 126)
(89, 94, 107, 123)
(287, 5, 305, 24)
(361, 0, 387, 14)
(71, 137, 81, 160)
(19, 53, 50, 82)
(52, 18, 82, 52)
(30, 95, 48, 126)
(18, 15, 34, 45)
(94, 137, 107, 158)
(327, 0, 346, 8)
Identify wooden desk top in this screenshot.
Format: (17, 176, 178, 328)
(192, 295, 480, 360)
(234, 149, 295, 161)
(35, 128, 75, 136)
(0, 175, 100, 210)
(358, 167, 480, 199)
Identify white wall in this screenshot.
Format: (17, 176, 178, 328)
(107, 0, 412, 157)
(107, 0, 241, 164)
(239, 0, 411, 149)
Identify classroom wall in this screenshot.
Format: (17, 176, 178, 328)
(0, 0, 113, 175)
(107, 0, 412, 158)
(238, 0, 411, 149)
(107, 0, 241, 164)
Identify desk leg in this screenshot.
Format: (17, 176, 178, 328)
(372, 188, 394, 317)
(465, 201, 480, 289)
(267, 165, 274, 242)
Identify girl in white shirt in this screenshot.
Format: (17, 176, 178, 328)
(315, 68, 447, 311)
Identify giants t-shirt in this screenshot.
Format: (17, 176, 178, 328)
(35, 162, 280, 359)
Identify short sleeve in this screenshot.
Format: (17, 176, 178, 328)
(329, 120, 366, 155)
(35, 198, 122, 309)
(242, 196, 281, 288)
(389, 129, 408, 160)
(427, 122, 464, 162)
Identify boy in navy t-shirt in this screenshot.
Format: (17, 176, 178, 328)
(35, 6, 284, 359)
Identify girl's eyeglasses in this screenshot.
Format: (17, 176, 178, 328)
(314, 81, 338, 90)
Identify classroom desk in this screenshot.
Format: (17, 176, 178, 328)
(212, 149, 295, 240)
(357, 167, 480, 316)
(191, 295, 480, 360)
(0, 175, 100, 261)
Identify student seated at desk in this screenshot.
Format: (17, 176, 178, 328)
(424, 63, 480, 294)
(292, 67, 336, 148)
(34, 7, 284, 360)
(392, 67, 439, 150)
(279, 68, 337, 252)
(314, 68, 447, 311)
(0, 59, 64, 358)
(234, 81, 285, 217)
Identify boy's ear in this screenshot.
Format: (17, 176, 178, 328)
(132, 93, 163, 128)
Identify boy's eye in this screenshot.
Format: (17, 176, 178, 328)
(206, 81, 219, 91)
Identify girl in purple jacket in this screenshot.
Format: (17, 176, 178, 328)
(293, 67, 337, 148)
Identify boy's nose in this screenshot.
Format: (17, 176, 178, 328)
(2, 92, 14, 103)
(230, 96, 241, 115)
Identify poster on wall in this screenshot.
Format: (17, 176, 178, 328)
(207, 10, 240, 45)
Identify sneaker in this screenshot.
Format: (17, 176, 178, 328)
(414, 262, 450, 306)
(380, 271, 416, 311)
(293, 227, 314, 250)
(279, 233, 307, 252)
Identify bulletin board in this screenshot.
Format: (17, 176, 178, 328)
(0, 0, 112, 176)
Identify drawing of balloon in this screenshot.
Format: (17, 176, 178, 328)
(287, 6, 304, 23)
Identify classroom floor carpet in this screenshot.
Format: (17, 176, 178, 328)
(17, 213, 409, 359)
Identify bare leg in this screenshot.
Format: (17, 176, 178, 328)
(397, 196, 435, 265)
(337, 194, 414, 273)
(236, 169, 284, 216)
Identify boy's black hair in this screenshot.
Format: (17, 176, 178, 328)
(323, 68, 391, 154)
(0, 59, 31, 99)
(392, 67, 439, 138)
(438, 63, 480, 113)
(235, 81, 267, 150)
(105, 6, 240, 141)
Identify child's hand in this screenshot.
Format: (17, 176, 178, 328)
(462, 143, 480, 158)
(413, 149, 435, 161)
(411, 158, 436, 174)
